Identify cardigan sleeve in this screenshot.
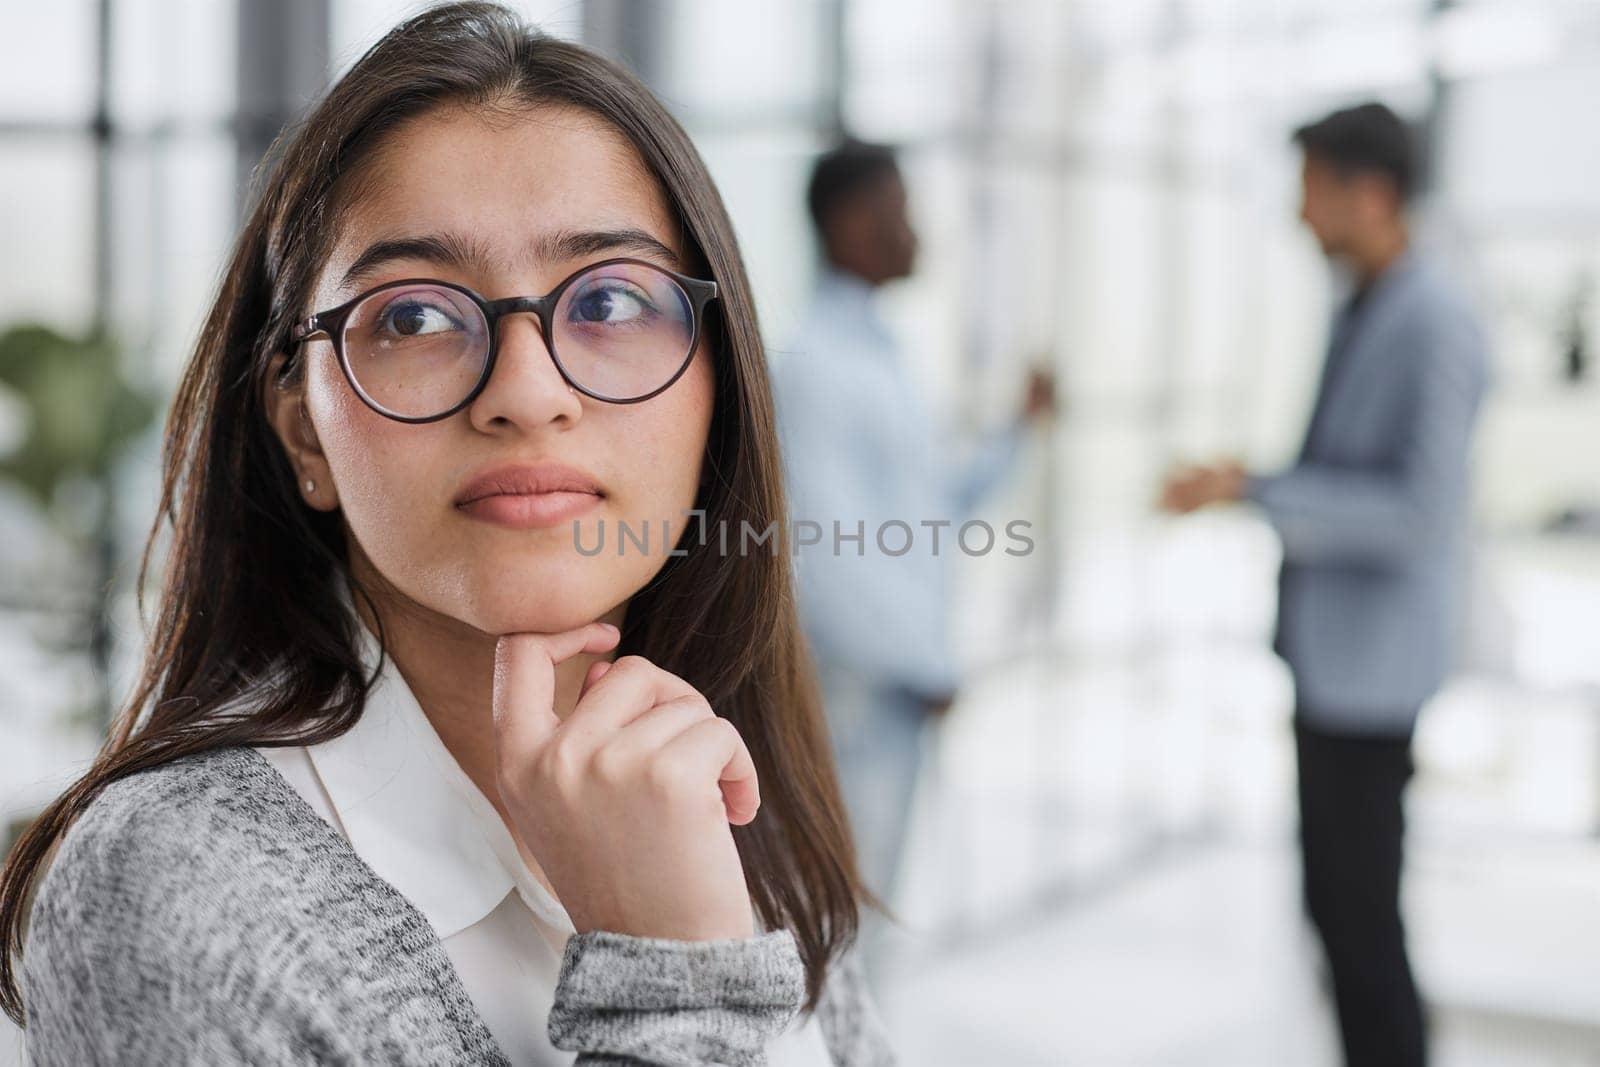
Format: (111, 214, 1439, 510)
(547, 929, 897, 1066)
(547, 928, 807, 1065)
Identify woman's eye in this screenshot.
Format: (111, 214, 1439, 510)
(379, 300, 459, 337)
(570, 282, 654, 326)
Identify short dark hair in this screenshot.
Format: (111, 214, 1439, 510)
(805, 139, 900, 237)
(1292, 102, 1418, 204)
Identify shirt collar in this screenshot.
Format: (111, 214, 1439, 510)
(1345, 244, 1422, 310)
(304, 582, 574, 939)
(815, 263, 876, 307)
(812, 264, 897, 353)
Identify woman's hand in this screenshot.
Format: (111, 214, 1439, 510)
(491, 623, 760, 942)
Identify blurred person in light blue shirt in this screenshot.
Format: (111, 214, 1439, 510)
(770, 140, 1053, 981)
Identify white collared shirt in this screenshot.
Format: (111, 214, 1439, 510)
(254, 599, 834, 1066)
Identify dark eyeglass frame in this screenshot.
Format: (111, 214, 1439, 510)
(288, 256, 720, 424)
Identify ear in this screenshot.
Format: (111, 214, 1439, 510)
(264, 351, 337, 511)
(1353, 171, 1400, 221)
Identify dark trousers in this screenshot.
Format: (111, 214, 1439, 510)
(1294, 716, 1428, 1067)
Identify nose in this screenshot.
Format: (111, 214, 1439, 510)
(465, 311, 584, 433)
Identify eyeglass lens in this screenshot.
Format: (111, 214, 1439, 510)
(340, 261, 696, 418)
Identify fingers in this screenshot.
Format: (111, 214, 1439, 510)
(595, 694, 761, 825)
(493, 623, 620, 766)
(659, 716, 760, 826)
(561, 654, 701, 746)
(576, 668, 761, 826)
(602, 695, 714, 757)
(1159, 466, 1208, 512)
(499, 641, 760, 826)
(580, 658, 614, 699)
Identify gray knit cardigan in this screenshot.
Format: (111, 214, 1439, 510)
(19, 745, 896, 1066)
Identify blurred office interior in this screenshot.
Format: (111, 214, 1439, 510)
(2, 1, 1597, 1063)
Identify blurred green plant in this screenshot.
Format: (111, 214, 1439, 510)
(0, 322, 163, 733)
(0, 323, 160, 520)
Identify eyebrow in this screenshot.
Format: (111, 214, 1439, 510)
(337, 227, 684, 293)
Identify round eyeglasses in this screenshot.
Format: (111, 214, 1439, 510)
(288, 257, 719, 423)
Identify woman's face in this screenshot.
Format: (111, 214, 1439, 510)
(268, 102, 715, 636)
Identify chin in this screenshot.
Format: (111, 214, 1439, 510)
(459, 560, 622, 637)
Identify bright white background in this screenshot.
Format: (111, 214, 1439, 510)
(3, 2, 1597, 1063)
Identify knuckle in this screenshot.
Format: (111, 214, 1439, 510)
(644, 752, 694, 797)
(700, 714, 739, 747)
(610, 654, 653, 677)
(538, 736, 583, 783)
(589, 742, 631, 786)
(672, 694, 714, 722)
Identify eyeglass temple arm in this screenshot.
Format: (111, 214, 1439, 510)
(290, 316, 328, 346)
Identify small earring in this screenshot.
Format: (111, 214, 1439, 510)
(305, 479, 316, 493)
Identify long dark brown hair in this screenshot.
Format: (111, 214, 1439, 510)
(1, 0, 880, 1025)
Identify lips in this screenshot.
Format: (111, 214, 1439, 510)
(454, 462, 604, 507)
(454, 461, 606, 531)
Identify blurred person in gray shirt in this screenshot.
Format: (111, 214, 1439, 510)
(1161, 103, 1489, 1067)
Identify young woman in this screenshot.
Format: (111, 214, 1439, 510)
(0, 3, 895, 1063)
